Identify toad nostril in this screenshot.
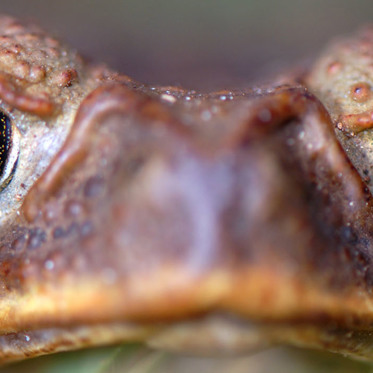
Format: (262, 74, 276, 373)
(350, 82, 371, 102)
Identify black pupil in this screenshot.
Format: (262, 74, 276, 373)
(0, 112, 11, 175)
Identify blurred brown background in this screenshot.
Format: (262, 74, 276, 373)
(0, 0, 373, 89)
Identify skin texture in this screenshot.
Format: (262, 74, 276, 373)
(1, 14, 373, 363)
(306, 27, 373, 198)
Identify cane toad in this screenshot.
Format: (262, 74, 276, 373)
(0, 15, 372, 363)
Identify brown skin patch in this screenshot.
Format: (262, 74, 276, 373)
(1, 14, 373, 363)
(8, 79, 373, 362)
(0, 73, 56, 117)
(51, 68, 78, 88)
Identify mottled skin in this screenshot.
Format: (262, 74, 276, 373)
(0, 15, 373, 363)
(307, 27, 373, 198)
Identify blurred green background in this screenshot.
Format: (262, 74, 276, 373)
(1, 0, 373, 89)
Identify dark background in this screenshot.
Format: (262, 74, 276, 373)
(1, 0, 373, 89)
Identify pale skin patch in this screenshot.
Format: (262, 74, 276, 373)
(306, 30, 373, 134)
(0, 73, 56, 117)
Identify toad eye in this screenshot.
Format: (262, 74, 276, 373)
(0, 112, 19, 191)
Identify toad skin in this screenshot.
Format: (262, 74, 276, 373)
(0, 15, 373, 363)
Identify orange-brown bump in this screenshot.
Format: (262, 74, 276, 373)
(338, 110, 373, 133)
(52, 68, 78, 88)
(350, 82, 372, 103)
(29, 65, 46, 83)
(327, 61, 342, 75)
(0, 73, 56, 117)
(12, 61, 31, 80)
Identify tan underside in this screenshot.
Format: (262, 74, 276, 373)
(1, 265, 373, 361)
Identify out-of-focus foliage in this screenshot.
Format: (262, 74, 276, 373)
(1, 346, 372, 373)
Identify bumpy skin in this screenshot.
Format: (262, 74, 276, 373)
(0, 15, 373, 362)
(307, 27, 373, 197)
